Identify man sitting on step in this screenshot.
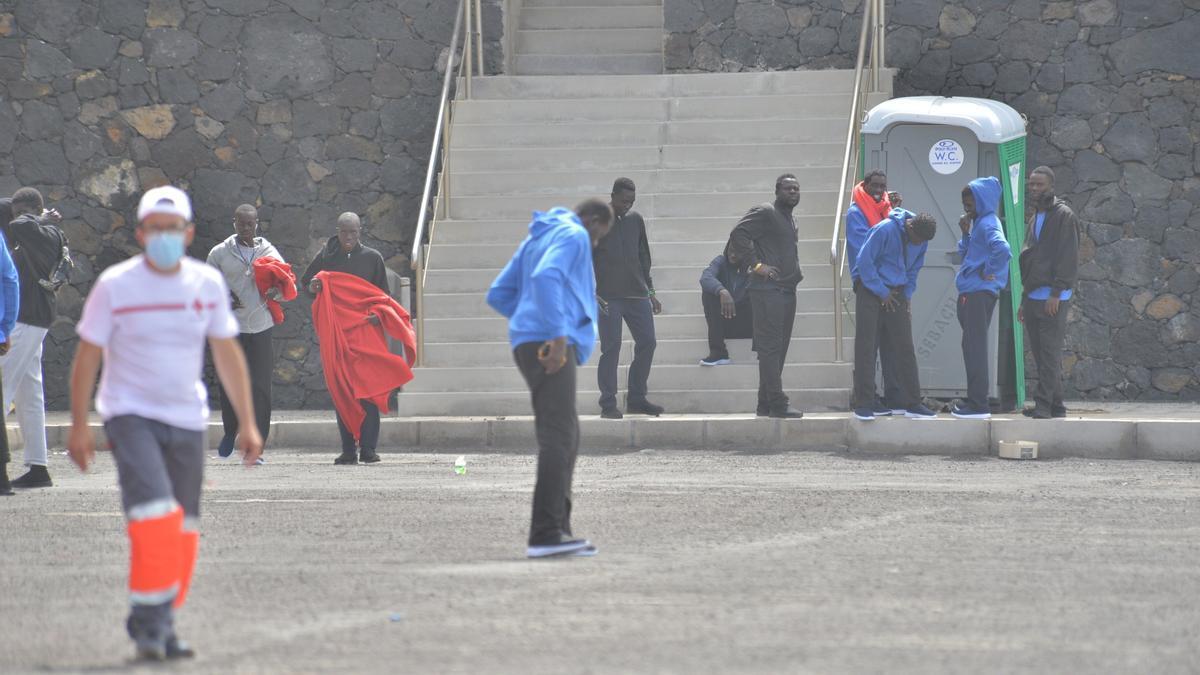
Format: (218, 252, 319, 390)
(698, 244, 753, 366)
(593, 178, 664, 419)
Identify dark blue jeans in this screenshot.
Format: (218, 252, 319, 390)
(957, 291, 997, 411)
(596, 297, 657, 411)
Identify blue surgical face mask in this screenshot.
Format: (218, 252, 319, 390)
(145, 231, 187, 269)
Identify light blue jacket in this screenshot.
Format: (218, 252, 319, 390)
(956, 176, 1012, 296)
(487, 208, 598, 364)
(853, 208, 928, 301)
(0, 230, 19, 341)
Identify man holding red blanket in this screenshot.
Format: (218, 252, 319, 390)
(845, 170, 904, 416)
(302, 213, 402, 465)
(206, 204, 292, 461)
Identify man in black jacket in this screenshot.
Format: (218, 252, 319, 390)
(2, 188, 65, 489)
(301, 212, 390, 464)
(1018, 166, 1079, 419)
(699, 246, 753, 366)
(593, 177, 663, 419)
(728, 174, 804, 418)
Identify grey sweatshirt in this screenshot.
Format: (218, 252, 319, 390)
(206, 234, 285, 334)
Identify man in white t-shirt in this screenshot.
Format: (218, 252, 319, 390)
(67, 186, 262, 662)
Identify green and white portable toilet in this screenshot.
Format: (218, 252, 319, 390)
(859, 96, 1028, 407)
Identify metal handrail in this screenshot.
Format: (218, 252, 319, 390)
(411, 0, 476, 367)
(830, 0, 886, 362)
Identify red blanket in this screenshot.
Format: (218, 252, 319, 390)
(311, 271, 416, 442)
(253, 257, 298, 325)
(852, 180, 893, 228)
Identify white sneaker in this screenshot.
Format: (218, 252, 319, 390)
(569, 544, 599, 557)
(526, 539, 591, 559)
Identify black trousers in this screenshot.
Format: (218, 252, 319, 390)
(1024, 298, 1069, 413)
(749, 288, 797, 412)
(701, 291, 754, 357)
(852, 287, 921, 410)
(0, 375, 8, 466)
(337, 402, 381, 453)
(957, 292, 997, 411)
(515, 342, 579, 546)
(218, 327, 274, 446)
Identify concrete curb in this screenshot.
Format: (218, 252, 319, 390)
(21, 415, 1199, 462)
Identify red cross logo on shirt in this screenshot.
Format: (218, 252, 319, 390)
(193, 298, 205, 315)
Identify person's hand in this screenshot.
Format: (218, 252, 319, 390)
(42, 208, 62, 223)
(238, 427, 263, 467)
(753, 264, 780, 281)
(68, 422, 96, 472)
(1017, 304, 1025, 324)
(1045, 296, 1060, 317)
(230, 292, 244, 310)
(308, 278, 323, 294)
(982, 273, 996, 282)
(718, 289, 736, 319)
(958, 214, 971, 237)
(881, 294, 900, 312)
(650, 295, 662, 315)
(888, 191, 902, 208)
(266, 288, 283, 301)
(0, 340, 9, 356)
(538, 336, 568, 375)
(366, 313, 381, 326)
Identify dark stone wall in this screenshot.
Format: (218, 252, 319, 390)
(666, 0, 1200, 401)
(0, 0, 500, 410)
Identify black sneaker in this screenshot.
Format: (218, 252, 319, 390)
(1052, 406, 1067, 418)
(334, 451, 358, 465)
(700, 353, 731, 366)
(769, 407, 804, 419)
(12, 465, 52, 488)
(600, 408, 624, 420)
(165, 635, 195, 660)
(628, 400, 664, 416)
(526, 538, 591, 559)
(360, 450, 381, 464)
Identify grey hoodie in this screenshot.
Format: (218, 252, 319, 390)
(206, 234, 285, 334)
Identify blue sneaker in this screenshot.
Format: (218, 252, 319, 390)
(853, 407, 875, 421)
(216, 435, 235, 458)
(950, 404, 990, 420)
(872, 404, 894, 416)
(905, 404, 938, 419)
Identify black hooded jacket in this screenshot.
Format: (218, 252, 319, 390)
(5, 212, 64, 328)
(301, 236, 388, 293)
(1019, 197, 1079, 299)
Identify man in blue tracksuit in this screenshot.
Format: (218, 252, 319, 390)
(952, 177, 1012, 419)
(851, 210, 938, 421)
(487, 200, 613, 559)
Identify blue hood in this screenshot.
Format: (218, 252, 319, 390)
(956, 176, 1011, 295)
(487, 208, 599, 364)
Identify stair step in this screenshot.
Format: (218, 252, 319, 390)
(515, 53, 663, 76)
(523, 0, 660, 7)
(429, 216, 835, 245)
(424, 265, 843, 294)
(418, 336, 851, 368)
(396, 388, 849, 416)
(447, 190, 839, 220)
(422, 313, 853, 342)
(454, 94, 856, 124)
(465, 71, 868, 100)
(447, 142, 844, 172)
(426, 238, 833, 270)
(517, 28, 662, 55)
(450, 118, 845, 148)
(449, 166, 838, 197)
(520, 6, 662, 30)
(423, 287, 836, 319)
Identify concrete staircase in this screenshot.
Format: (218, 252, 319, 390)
(514, 0, 664, 75)
(402, 65, 893, 417)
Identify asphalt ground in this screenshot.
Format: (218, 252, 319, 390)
(2, 450, 1199, 674)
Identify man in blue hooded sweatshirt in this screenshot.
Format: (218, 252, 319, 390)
(953, 177, 1012, 419)
(487, 199, 613, 559)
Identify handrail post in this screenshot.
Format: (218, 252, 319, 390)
(475, 0, 485, 77)
(464, 0, 473, 99)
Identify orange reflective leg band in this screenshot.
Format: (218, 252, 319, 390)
(173, 523, 199, 609)
(127, 501, 184, 605)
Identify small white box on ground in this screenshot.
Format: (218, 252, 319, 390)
(998, 440, 1038, 460)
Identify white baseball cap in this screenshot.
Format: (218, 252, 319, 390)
(137, 185, 193, 223)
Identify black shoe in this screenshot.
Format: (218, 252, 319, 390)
(1052, 406, 1067, 418)
(165, 635, 195, 660)
(12, 465, 52, 488)
(769, 407, 804, 419)
(627, 400, 664, 416)
(360, 450, 381, 464)
(600, 408, 624, 420)
(1021, 408, 1053, 419)
(756, 405, 769, 417)
(334, 451, 358, 465)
